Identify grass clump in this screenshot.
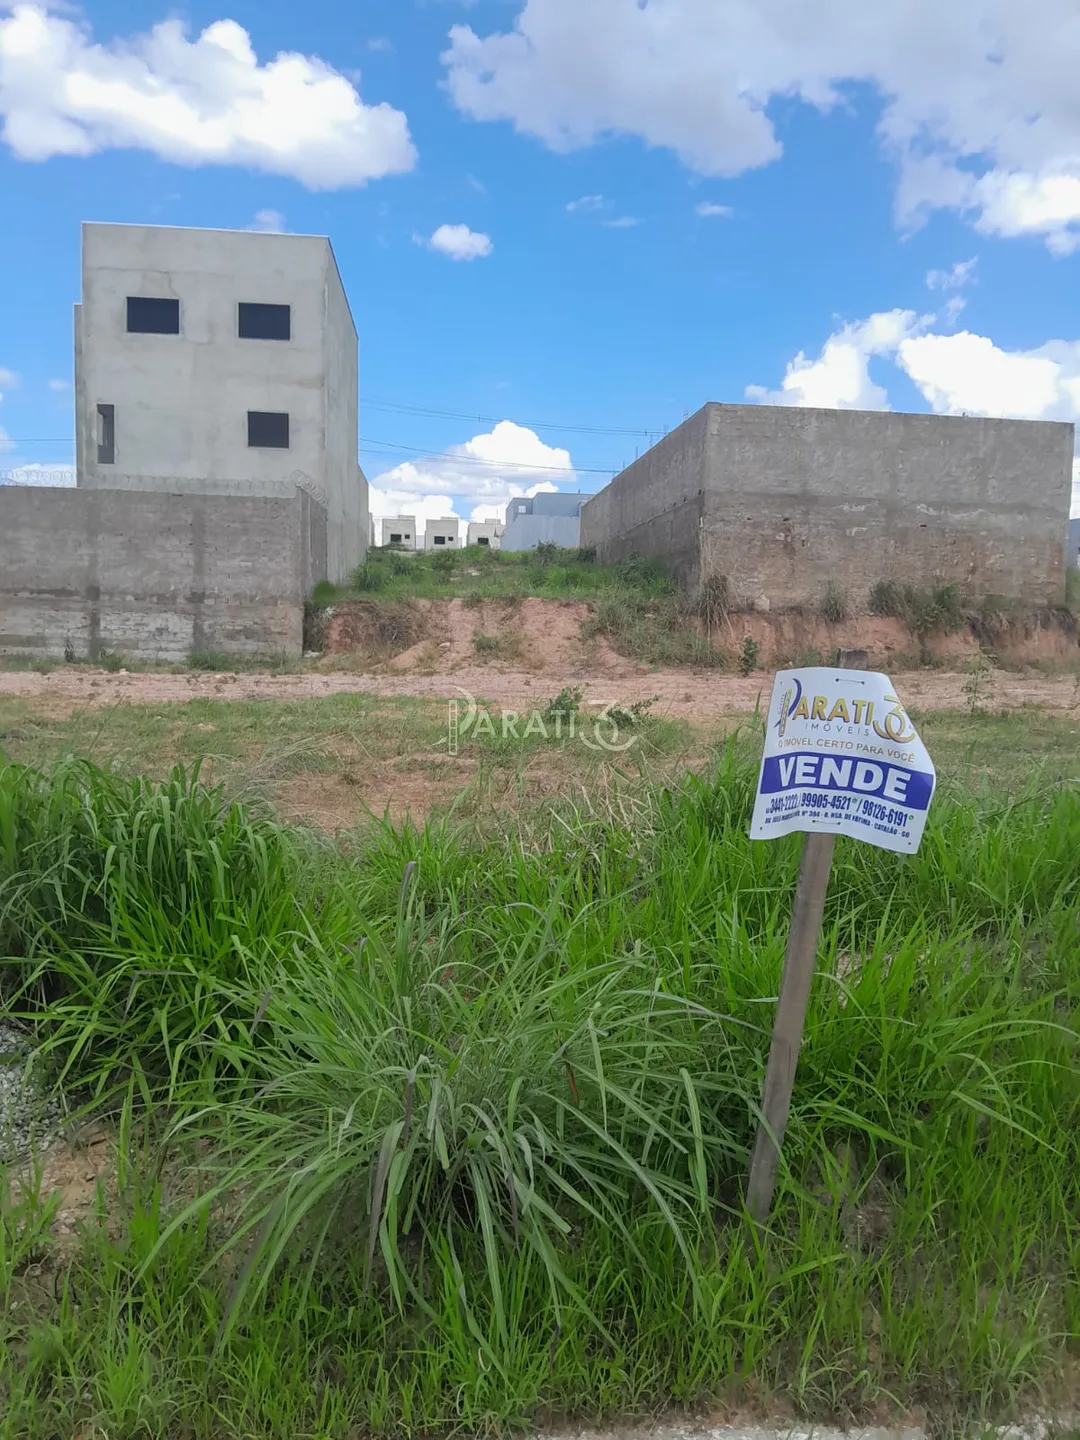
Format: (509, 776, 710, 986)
(818, 582, 850, 624)
(869, 580, 966, 639)
(1, 746, 1078, 1435)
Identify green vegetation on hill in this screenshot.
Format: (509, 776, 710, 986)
(1, 742, 1078, 1436)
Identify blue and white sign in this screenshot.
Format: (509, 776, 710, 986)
(750, 667, 936, 854)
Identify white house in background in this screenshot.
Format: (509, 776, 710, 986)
(425, 517, 460, 550)
(74, 221, 368, 581)
(467, 518, 503, 549)
(381, 515, 417, 548)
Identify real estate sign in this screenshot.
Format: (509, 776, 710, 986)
(749, 667, 936, 855)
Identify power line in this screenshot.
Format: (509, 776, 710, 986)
(359, 437, 618, 475)
(4, 435, 624, 475)
(364, 396, 663, 440)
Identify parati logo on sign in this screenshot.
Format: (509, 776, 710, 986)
(775, 676, 915, 744)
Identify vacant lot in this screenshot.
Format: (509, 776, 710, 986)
(1, 675, 1078, 1438)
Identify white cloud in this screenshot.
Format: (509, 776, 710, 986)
(566, 193, 604, 212)
(47, 377, 69, 390)
(427, 222, 493, 260)
(369, 421, 575, 524)
(696, 201, 733, 217)
(366, 37, 393, 53)
(249, 208, 285, 232)
(897, 332, 1080, 422)
(0, 4, 416, 188)
(746, 309, 927, 411)
(0, 364, 18, 403)
(442, 0, 1080, 252)
(0, 426, 11, 454)
(926, 258, 977, 292)
(602, 215, 638, 228)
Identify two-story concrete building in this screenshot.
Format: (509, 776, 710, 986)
(75, 223, 368, 581)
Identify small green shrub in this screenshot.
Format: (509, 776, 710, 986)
(350, 562, 387, 593)
(473, 632, 502, 656)
(868, 579, 966, 638)
(430, 549, 457, 578)
(388, 553, 412, 577)
(534, 541, 558, 565)
(739, 635, 760, 675)
(541, 685, 582, 722)
(97, 650, 125, 673)
(575, 545, 598, 564)
(463, 590, 485, 610)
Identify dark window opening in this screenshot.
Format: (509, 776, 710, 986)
(477, 536, 490, 547)
(127, 296, 179, 334)
(96, 403, 115, 464)
(433, 535, 446, 546)
(247, 411, 290, 448)
(239, 302, 291, 341)
(389, 532, 402, 543)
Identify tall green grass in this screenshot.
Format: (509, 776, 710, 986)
(1, 745, 1078, 1435)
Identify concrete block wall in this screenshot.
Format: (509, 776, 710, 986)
(0, 486, 327, 661)
(580, 411, 708, 581)
(582, 404, 1074, 606)
(700, 405, 1074, 607)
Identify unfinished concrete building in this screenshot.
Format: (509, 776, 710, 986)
(1, 221, 374, 662)
(580, 404, 1074, 606)
(75, 222, 368, 581)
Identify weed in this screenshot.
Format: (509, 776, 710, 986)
(962, 651, 997, 714)
(473, 632, 502, 656)
(0, 748, 1078, 1433)
(430, 550, 457, 578)
(739, 634, 760, 675)
(540, 684, 583, 722)
(96, 650, 126, 673)
(819, 582, 850, 624)
(302, 600, 329, 653)
(575, 546, 597, 564)
(869, 579, 966, 638)
(463, 590, 485, 610)
(63, 639, 77, 664)
(697, 573, 730, 631)
(350, 561, 388, 593)
(387, 553, 413, 578)
(534, 541, 558, 565)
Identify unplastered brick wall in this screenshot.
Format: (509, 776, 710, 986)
(582, 404, 1074, 607)
(0, 486, 327, 661)
(700, 406, 1074, 608)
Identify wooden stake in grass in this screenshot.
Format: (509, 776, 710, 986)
(745, 648, 866, 1228)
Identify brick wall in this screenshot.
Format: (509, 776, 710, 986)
(0, 486, 327, 660)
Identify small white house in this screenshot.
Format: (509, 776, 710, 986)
(381, 515, 417, 548)
(425, 517, 460, 550)
(467, 519, 503, 549)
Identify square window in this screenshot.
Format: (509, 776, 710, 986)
(477, 536, 490, 546)
(127, 297, 179, 334)
(389, 532, 402, 543)
(96, 403, 115, 464)
(433, 535, 446, 546)
(238, 302, 291, 341)
(247, 411, 290, 448)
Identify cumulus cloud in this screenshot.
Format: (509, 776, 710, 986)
(897, 333, 1080, 423)
(442, 0, 1080, 252)
(0, 4, 416, 188)
(47, 377, 69, 390)
(368, 421, 575, 527)
(696, 201, 733, 217)
(0, 365, 17, 401)
(602, 215, 638, 228)
(746, 310, 928, 411)
(249, 208, 285, 232)
(426, 223, 493, 260)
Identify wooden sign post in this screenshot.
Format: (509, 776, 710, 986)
(745, 648, 867, 1228)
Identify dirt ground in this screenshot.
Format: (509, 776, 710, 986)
(2, 664, 1078, 724)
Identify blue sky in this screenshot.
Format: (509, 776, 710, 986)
(1, 0, 1078, 525)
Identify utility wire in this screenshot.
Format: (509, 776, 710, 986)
(364, 396, 664, 439)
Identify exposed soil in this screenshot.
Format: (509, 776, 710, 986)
(2, 664, 1077, 725)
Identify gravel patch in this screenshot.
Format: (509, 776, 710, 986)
(0, 1021, 63, 1164)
